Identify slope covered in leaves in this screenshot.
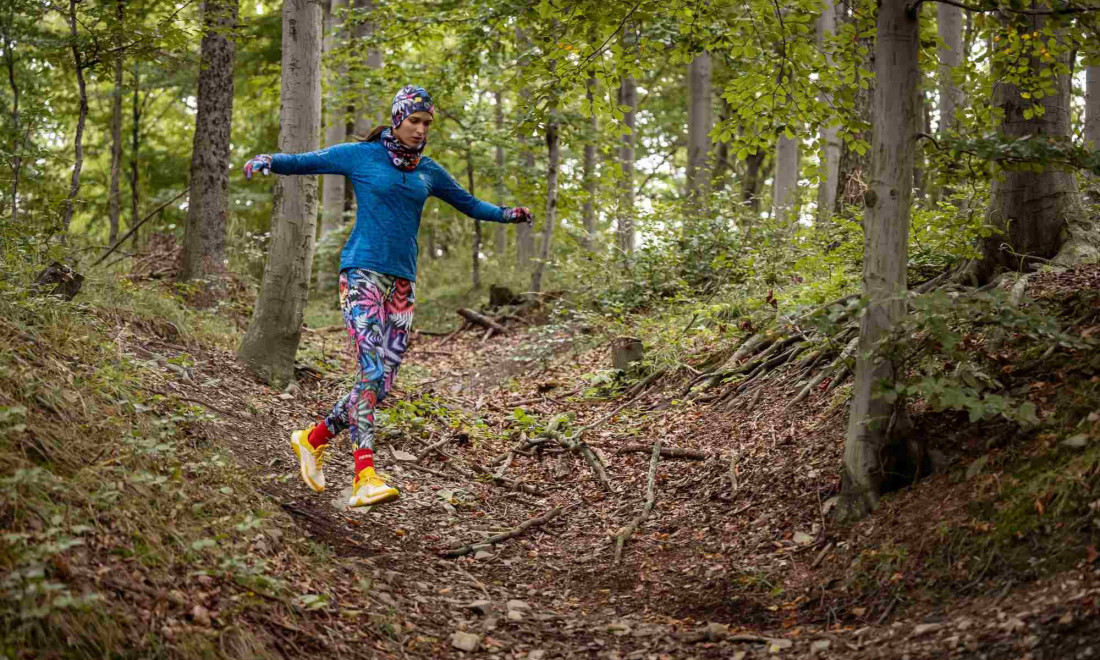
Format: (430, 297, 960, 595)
(2, 264, 1099, 659)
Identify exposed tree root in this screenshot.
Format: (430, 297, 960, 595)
(441, 506, 563, 558)
(614, 440, 661, 564)
(615, 445, 708, 460)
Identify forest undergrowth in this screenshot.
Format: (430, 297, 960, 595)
(2, 247, 1099, 659)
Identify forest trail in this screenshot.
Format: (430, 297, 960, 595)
(130, 291, 1100, 660)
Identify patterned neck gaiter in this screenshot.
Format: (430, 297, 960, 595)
(380, 127, 425, 171)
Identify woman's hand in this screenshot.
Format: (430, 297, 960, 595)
(502, 206, 534, 227)
(243, 154, 273, 180)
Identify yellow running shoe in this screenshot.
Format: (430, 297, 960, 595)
(348, 467, 399, 507)
(290, 426, 327, 492)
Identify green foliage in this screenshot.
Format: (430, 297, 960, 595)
(878, 289, 1087, 426)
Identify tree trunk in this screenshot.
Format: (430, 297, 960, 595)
(181, 0, 239, 282)
(582, 78, 598, 250)
(772, 134, 799, 221)
(130, 61, 140, 246)
(515, 29, 535, 269)
(1086, 64, 1100, 148)
(618, 74, 636, 255)
(937, 2, 964, 132)
(833, 4, 873, 214)
(686, 52, 713, 208)
(838, 0, 919, 523)
(3, 5, 20, 225)
(61, 0, 89, 236)
(107, 0, 125, 246)
(494, 90, 507, 255)
(468, 151, 481, 289)
(742, 149, 765, 212)
(816, 0, 841, 222)
(530, 110, 560, 295)
(238, 0, 322, 384)
(976, 10, 1095, 281)
(317, 0, 347, 294)
(352, 0, 383, 135)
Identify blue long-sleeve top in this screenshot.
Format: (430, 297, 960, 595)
(270, 140, 506, 281)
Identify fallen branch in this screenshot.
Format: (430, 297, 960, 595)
(457, 308, 508, 334)
(614, 440, 661, 564)
(441, 506, 562, 558)
(548, 429, 615, 492)
(615, 445, 708, 460)
(416, 436, 453, 463)
(91, 187, 190, 268)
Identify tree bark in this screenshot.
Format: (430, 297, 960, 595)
(838, 0, 919, 523)
(181, 0, 238, 282)
(515, 29, 535, 269)
(772, 133, 799, 221)
(832, 3, 873, 214)
(61, 0, 89, 236)
(742, 149, 765, 212)
(530, 110, 559, 295)
(3, 5, 21, 224)
(107, 0, 125, 246)
(937, 2, 964, 132)
(618, 74, 636, 255)
(238, 0, 322, 384)
(494, 90, 507, 255)
(317, 0, 347, 294)
(1086, 65, 1100, 148)
(686, 52, 713, 208)
(352, 0, 383, 135)
(468, 151, 481, 289)
(582, 78, 598, 250)
(816, 0, 841, 222)
(130, 61, 140, 246)
(976, 9, 1095, 281)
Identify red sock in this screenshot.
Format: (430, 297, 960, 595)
(307, 421, 334, 449)
(354, 449, 374, 475)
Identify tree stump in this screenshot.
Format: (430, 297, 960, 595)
(34, 261, 84, 300)
(489, 285, 522, 309)
(612, 336, 644, 371)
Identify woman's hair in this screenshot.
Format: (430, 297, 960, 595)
(357, 125, 388, 143)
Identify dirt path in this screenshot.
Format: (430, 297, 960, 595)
(150, 321, 1100, 659)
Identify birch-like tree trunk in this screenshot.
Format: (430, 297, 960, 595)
(317, 0, 347, 294)
(838, 0, 919, 523)
(494, 90, 507, 255)
(530, 110, 559, 295)
(106, 0, 125, 246)
(582, 78, 598, 250)
(1086, 64, 1100, 148)
(975, 11, 1096, 281)
(61, 0, 89, 236)
(617, 74, 636, 255)
(181, 0, 239, 282)
(686, 52, 712, 207)
(238, 0, 322, 384)
(816, 0, 841, 222)
(937, 2, 964, 132)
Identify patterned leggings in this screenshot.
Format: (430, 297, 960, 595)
(323, 268, 415, 451)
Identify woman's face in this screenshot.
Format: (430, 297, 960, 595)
(394, 111, 433, 148)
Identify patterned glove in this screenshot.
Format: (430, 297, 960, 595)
(502, 206, 533, 227)
(243, 154, 273, 180)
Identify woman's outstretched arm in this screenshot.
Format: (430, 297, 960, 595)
(428, 162, 532, 226)
(243, 142, 361, 180)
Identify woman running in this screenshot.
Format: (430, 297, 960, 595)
(243, 85, 532, 507)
